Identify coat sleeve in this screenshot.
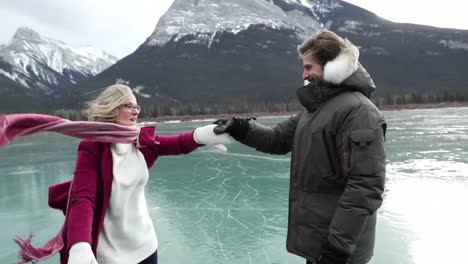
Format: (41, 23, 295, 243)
(154, 130, 201, 156)
(48, 180, 72, 215)
(327, 104, 386, 256)
(240, 113, 300, 154)
(66, 141, 100, 249)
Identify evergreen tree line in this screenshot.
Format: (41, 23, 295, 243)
(374, 89, 468, 106)
(52, 101, 302, 120)
(52, 89, 468, 120)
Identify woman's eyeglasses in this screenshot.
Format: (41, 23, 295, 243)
(120, 103, 141, 112)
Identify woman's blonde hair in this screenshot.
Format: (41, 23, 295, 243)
(85, 84, 135, 122)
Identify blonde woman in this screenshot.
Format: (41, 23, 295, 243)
(16, 84, 231, 264)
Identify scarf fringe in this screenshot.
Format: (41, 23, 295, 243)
(13, 232, 63, 264)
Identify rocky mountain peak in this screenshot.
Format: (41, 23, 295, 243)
(145, 0, 342, 47)
(0, 27, 118, 95)
(12, 27, 43, 42)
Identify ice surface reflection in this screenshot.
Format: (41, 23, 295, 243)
(1, 108, 468, 263)
(384, 177, 468, 264)
(149, 148, 299, 263)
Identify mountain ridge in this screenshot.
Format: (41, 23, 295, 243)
(3, 1, 468, 115)
(62, 0, 468, 115)
(0, 27, 118, 95)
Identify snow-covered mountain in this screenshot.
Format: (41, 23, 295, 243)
(146, 0, 468, 53)
(146, 0, 337, 46)
(22, 0, 468, 114)
(0, 27, 118, 95)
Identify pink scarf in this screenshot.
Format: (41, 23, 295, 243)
(1, 114, 139, 263)
(0, 113, 139, 147)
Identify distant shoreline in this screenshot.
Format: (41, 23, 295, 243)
(378, 101, 468, 111)
(139, 101, 468, 123)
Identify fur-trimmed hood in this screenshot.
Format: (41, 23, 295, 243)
(323, 38, 359, 84)
(323, 39, 375, 98)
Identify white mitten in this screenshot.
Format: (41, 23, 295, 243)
(194, 124, 232, 151)
(68, 242, 98, 264)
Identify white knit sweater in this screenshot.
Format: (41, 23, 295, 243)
(96, 143, 158, 264)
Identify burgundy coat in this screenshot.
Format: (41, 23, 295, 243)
(48, 126, 201, 263)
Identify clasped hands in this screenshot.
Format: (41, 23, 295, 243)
(193, 117, 255, 151)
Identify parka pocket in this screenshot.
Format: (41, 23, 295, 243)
(348, 129, 385, 176)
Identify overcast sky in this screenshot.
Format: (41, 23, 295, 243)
(0, 0, 173, 58)
(1, 0, 467, 58)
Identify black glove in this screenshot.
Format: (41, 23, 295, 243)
(212, 117, 256, 141)
(317, 241, 350, 264)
